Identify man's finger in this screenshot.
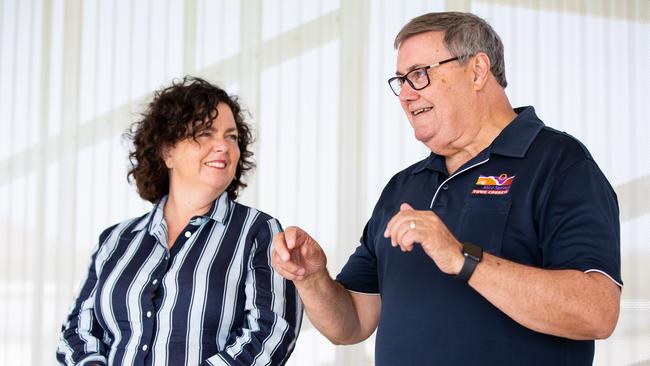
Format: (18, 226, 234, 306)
(395, 218, 413, 248)
(272, 250, 306, 276)
(274, 265, 299, 281)
(399, 230, 417, 252)
(384, 210, 404, 240)
(271, 244, 307, 273)
(272, 232, 290, 262)
(384, 208, 402, 239)
(284, 226, 302, 250)
(385, 204, 415, 239)
(400, 202, 414, 211)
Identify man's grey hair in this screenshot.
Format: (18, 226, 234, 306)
(394, 12, 507, 88)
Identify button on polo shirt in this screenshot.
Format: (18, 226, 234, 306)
(337, 106, 621, 366)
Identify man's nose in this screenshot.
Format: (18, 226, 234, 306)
(399, 82, 419, 101)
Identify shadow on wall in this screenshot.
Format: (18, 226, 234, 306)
(615, 174, 650, 222)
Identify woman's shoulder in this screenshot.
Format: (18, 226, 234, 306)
(230, 201, 283, 237)
(98, 211, 153, 243)
(231, 201, 278, 223)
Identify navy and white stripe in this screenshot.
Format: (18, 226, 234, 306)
(57, 192, 302, 365)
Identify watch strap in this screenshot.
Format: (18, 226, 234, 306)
(456, 242, 482, 282)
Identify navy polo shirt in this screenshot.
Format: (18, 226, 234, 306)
(336, 106, 621, 366)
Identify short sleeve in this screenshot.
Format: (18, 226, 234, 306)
(336, 221, 381, 294)
(540, 158, 622, 286)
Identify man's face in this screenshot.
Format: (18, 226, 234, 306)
(395, 31, 477, 155)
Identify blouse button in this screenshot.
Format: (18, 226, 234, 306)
(184, 231, 192, 238)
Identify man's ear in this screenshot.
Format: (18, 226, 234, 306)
(162, 145, 173, 169)
(471, 52, 491, 90)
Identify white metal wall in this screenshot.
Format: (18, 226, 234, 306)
(0, 0, 647, 365)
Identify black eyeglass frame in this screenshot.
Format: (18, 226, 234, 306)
(387, 56, 463, 96)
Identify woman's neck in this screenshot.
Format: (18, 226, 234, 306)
(162, 186, 221, 248)
(164, 190, 215, 223)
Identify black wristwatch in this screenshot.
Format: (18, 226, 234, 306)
(456, 242, 483, 282)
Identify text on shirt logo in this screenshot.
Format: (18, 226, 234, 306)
(471, 173, 515, 195)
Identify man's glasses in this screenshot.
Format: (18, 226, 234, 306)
(387, 56, 462, 96)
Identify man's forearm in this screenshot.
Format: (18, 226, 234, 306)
(469, 253, 621, 340)
(294, 269, 364, 344)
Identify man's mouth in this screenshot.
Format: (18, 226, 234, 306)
(412, 107, 433, 116)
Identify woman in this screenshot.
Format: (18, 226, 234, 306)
(56, 77, 302, 365)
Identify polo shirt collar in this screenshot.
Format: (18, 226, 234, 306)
(489, 106, 544, 158)
(413, 106, 544, 175)
(413, 153, 447, 175)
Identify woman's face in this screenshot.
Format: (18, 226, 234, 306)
(163, 103, 240, 199)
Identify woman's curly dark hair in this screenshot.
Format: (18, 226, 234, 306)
(125, 76, 254, 203)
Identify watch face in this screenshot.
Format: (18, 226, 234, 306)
(463, 242, 483, 262)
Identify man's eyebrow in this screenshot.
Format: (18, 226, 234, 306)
(224, 127, 238, 133)
(395, 64, 428, 76)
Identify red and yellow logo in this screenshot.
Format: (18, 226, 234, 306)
(472, 173, 515, 195)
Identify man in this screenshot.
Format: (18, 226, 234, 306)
(272, 12, 621, 365)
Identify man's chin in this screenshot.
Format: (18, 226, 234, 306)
(414, 134, 448, 155)
(413, 129, 433, 144)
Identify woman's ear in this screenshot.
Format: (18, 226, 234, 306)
(162, 145, 174, 169)
(471, 52, 491, 90)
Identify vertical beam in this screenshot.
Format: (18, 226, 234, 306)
(54, 0, 82, 324)
(0, 0, 3, 358)
(183, 0, 197, 74)
(335, 0, 369, 277)
(0, 1, 18, 361)
(445, 0, 472, 11)
(32, 1, 52, 364)
(235, 0, 262, 207)
(336, 0, 370, 364)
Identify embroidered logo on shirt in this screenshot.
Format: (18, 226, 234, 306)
(471, 173, 515, 195)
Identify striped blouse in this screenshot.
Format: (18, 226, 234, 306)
(56, 193, 302, 365)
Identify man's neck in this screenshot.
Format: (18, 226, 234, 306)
(444, 97, 517, 175)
